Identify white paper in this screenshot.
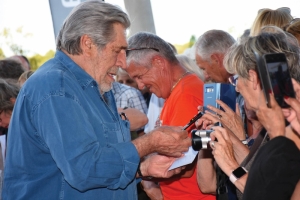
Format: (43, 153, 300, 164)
(168, 147, 198, 170)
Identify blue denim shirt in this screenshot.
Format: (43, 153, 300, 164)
(3, 51, 140, 200)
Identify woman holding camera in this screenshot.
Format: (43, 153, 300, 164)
(205, 26, 300, 200)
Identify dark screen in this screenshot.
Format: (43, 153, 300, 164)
(266, 60, 294, 108)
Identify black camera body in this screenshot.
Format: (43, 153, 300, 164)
(191, 129, 214, 151)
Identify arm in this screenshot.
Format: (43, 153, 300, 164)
(34, 97, 141, 191)
(118, 107, 148, 131)
(209, 126, 248, 193)
(291, 181, 300, 200)
(197, 149, 216, 194)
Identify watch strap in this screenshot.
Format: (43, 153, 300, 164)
(229, 167, 247, 183)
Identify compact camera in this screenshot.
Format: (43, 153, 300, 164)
(191, 129, 214, 151)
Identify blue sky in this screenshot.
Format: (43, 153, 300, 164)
(0, 0, 299, 56)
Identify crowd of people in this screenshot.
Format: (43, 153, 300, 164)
(0, 1, 300, 200)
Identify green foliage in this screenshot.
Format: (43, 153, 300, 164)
(0, 48, 5, 59)
(189, 35, 196, 48)
(0, 27, 32, 55)
(28, 50, 55, 70)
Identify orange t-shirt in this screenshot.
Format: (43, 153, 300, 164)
(159, 74, 215, 200)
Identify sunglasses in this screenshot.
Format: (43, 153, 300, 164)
(228, 75, 239, 86)
(126, 47, 159, 57)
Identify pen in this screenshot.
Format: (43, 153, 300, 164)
(182, 112, 203, 130)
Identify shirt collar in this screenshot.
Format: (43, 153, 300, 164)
(55, 50, 95, 89)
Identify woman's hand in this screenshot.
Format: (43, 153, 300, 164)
(209, 126, 240, 176)
(256, 93, 285, 139)
(205, 100, 246, 140)
(282, 97, 300, 136)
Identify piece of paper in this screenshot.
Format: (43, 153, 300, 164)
(168, 147, 198, 170)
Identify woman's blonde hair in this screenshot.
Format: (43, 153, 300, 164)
(250, 7, 293, 36)
(224, 26, 300, 82)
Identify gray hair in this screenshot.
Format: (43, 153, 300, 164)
(176, 54, 205, 81)
(0, 79, 20, 112)
(56, 1, 130, 55)
(224, 26, 300, 82)
(194, 29, 236, 61)
(126, 32, 178, 68)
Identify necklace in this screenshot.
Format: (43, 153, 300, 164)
(170, 71, 190, 94)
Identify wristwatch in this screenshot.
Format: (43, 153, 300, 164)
(229, 167, 248, 183)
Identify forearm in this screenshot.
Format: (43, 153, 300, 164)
(197, 150, 217, 194)
(231, 139, 249, 164)
(291, 181, 300, 200)
(118, 107, 148, 131)
(232, 173, 248, 193)
(132, 134, 154, 158)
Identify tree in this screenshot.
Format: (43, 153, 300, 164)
(0, 27, 32, 55)
(0, 48, 5, 59)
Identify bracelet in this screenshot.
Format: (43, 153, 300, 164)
(119, 112, 128, 121)
(137, 163, 143, 177)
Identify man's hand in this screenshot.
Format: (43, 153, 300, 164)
(132, 125, 191, 158)
(140, 153, 185, 178)
(149, 126, 191, 157)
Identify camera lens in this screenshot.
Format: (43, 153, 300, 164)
(191, 129, 214, 151)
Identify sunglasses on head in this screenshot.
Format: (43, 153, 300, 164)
(126, 47, 159, 57)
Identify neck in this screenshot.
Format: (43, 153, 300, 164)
(170, 69, 189, 94)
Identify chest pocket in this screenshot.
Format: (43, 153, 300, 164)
(102, 120, 131, 143)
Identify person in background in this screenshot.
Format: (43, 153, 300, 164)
(0, 59, 24, 84)
(176, 54, 205, 81)
(284, 18, 300, 43)
(0, 78, 20, 198)
(116, 68, 151, 107)
(2, 2, 191, 200)
(18, 70, 34, 87)
(210, 26, 300, 200)
(124, 31, 215, 200)
(7, 55, 31, 71)
(250, 7, 293, 36)
(112, 81, 148, 138)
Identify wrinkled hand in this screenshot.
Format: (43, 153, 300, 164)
(282, 97, 300, 135)
(195, 105, 220, 129)
(209, 126, 239, 176)
(205, 100, 246, 140)
(256, 93, 285, 139)
(141, 153, 185, 178)
(150, 126, 191, 157)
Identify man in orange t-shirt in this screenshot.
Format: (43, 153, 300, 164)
(124, 31, 216, 200)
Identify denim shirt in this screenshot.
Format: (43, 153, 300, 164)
(3, 51, 140, 200)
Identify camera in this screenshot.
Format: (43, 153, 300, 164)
(191, 129, 214, 151)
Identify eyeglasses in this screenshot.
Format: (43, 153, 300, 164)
(126, 47, 159, 57)
(229, 75, 239, 86)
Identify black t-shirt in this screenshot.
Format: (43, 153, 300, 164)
(243, 136, 300, 200)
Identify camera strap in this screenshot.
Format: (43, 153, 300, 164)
(216, 165, 228, 200)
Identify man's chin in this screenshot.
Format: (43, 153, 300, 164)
(99, 82, 113, 94)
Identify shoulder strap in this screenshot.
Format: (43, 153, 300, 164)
(216, 166, 229, 200)
(241, 128, 267, 166)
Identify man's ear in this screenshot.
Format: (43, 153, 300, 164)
(80, 35, 94, 56)
(248, 69, 260, 90)
(152, 55, 164, 69)
(210, 54, 224, 67)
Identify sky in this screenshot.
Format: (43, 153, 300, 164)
(0, 0, 300, 57)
